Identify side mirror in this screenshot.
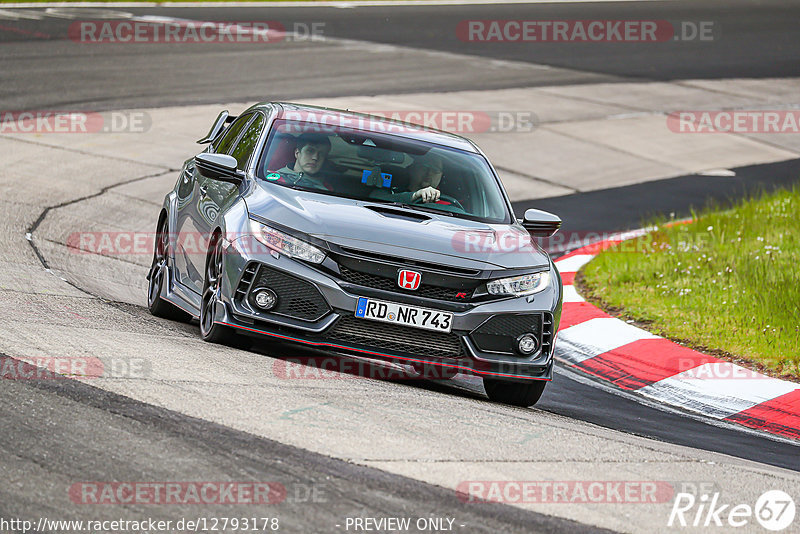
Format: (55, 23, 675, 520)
(521, 208, 561, 237)
(194, 153, 244, 184)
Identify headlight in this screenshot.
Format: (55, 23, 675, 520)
(249, 219, 326, 264)
(486, 271, 550, 297)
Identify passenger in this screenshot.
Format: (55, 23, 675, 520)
(371, 153, 444, 204)
(276, 133, 332, 190)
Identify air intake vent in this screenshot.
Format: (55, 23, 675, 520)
(327, 315, 464, 360)
(365, 204, 431, 221)
(235, 263, 260, 298)
(238, 265, 331, 322)
(470, 313, 550, 356)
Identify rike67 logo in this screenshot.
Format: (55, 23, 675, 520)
(668, 490, 796, 531)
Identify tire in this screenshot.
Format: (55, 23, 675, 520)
(484, 379, 547, 407)
(147, 217, 192, 322)
(199, 234, 237, 344)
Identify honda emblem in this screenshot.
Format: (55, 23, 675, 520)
(397, 269, 422, 290)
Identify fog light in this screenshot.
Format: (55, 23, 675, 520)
(516, 333, 538, 355)
(253, 288, 277, 310)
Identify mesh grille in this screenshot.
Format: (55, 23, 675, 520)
(338, 265, 472, 302)
(247, 266, 330, 322)
(470, 314, 543, 355)
(326, 315, 464, 360)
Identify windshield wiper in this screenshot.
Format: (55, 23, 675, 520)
(373, 200, 456, 217)
(402, 203, 455, 216)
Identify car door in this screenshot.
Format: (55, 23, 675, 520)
(174, 113, 254, 294)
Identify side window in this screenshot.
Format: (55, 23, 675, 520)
(230, 114, 265, 170)
(214, 114, 252, 155)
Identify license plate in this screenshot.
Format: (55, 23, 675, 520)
(354, 297, 453, 333)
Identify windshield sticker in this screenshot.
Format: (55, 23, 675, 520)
(361, 169, 393, 187)
(266, 173, 281, 180)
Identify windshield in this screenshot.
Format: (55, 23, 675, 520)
(256, 118, 511, 223)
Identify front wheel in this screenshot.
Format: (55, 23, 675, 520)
(199, 235, 235, 344)
(484, 379, 547, 407)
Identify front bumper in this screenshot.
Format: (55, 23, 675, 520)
(216, 237, 562, 382)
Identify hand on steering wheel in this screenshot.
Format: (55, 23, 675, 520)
(411, 186, 440, 203)
(411, 187, 465, 211)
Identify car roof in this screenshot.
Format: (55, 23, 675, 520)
(248, 102, 481, 153)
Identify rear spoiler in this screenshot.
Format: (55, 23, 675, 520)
(197, 111, 237, 144)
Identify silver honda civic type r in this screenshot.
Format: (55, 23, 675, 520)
(147, 102, 563, 406)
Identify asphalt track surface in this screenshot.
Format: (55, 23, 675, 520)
(1, 359, 611, 533)
(519, 158, 800, 237)
(0, 0, 799, 110)
(1, 1, 800, 532)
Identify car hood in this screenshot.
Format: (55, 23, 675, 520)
(244, 183, 550, 271)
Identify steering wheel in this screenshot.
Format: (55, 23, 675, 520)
(413, 193, 465, 211)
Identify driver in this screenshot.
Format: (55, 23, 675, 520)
(276, 133, 332, 190)
(371, 153, 444, 203)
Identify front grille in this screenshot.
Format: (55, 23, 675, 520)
(243, 265, 330, 322)
(471, 314, 550, 356)
(338, 265, 473, 302)
(338, 246, 480, 276)
(326, 315, 464, 360)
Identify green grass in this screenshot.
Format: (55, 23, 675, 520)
(580, 186, 800, 380)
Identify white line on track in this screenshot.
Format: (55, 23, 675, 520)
(561, 285, 585, 303)
(637, 364, 799, 419)
(554, 253, 594, 273)
(557, 317, 660, 364)
(553, 363, 800, 448)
